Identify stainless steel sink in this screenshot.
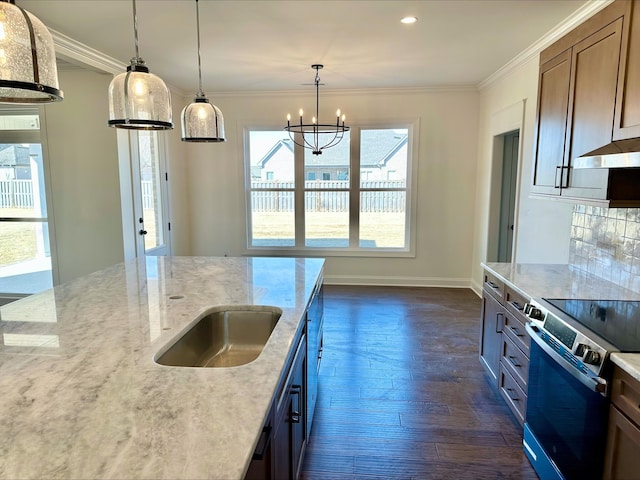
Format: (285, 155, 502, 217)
(154, 306, 282, 368)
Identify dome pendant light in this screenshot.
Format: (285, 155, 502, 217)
(0, 0, 63, 103)
(181, 0, 225, 142)
(108, 0, 173, 130)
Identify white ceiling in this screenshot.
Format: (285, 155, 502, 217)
(20, 0, 592, 94)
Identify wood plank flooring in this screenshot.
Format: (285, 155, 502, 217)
(300, 285, 538, 480)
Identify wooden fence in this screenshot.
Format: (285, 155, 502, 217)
(0, 180, 33, 208)
(251, 180, 406, 212)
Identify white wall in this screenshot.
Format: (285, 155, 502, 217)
(43, 68, 124, 283)
(185, 89, 480, 286)
(471, 56, 573, 293)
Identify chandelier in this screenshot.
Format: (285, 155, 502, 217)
(284, 64, 349, 155)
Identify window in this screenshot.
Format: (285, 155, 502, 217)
(245, 121, 416, 256)
(0, 108, 54, 294)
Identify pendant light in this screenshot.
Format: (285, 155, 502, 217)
(108, 0, 173, 130)
(0, 0, 63, 103)
(181, 0, 225, 142)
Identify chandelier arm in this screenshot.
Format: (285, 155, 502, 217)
(321, 132, 345, 150)
(287, 130, 310, 150)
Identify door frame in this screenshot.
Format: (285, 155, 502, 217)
(486, 100, 525, 263)
(117, 129, 171, 259)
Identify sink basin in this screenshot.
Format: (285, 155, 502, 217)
(154, 305, 282, 368)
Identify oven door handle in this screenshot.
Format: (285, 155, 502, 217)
(525, 323, 608, 396)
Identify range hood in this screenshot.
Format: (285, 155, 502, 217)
(574, 138, 640, 169)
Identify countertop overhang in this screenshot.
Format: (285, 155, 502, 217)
(0, 256, 325, 480)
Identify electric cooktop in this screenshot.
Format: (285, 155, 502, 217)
(543, 298, 640, 353)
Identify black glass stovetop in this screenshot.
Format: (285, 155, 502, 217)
(544, 298, 640, 352)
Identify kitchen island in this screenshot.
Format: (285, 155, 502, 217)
(0, 256, 324, 480)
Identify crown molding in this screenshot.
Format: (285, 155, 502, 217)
(208, 84, 479, 98)
(478, 0, 614, 90)
(51, 28, 125, 75)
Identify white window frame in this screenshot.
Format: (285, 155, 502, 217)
(242, 118, 419, 258)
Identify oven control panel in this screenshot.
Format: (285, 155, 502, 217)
(524, 300, 610, 378)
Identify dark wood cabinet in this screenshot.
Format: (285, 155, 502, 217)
(531, 0, 640, 206)
(479, 289, 503, 387)
(604, 365, 640, 479)
(273, 334, 307, 480)
(532, 50, 572, 195)
(479, 270, 531, 427)
(246, 278, 324, 480)
(306, 281, 323, 439)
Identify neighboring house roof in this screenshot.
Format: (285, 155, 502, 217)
(0, 144, 29, 167)
(257, 131, 408, 170)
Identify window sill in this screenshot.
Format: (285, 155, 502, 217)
(243, 247, 416, 258)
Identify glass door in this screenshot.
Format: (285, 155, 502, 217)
(0, 110, 54, 296)
(131, 131, 171, 257)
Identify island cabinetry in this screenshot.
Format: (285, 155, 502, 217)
(246, 331, 307, 480)
(273, 334, 307, 480)
(603, 365, 640, 479)
(306, 280, 323, 438)
(531, 0, 640, 206)
(479, 270, 531, 427)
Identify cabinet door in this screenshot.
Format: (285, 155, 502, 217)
(479, 290, 503, 386)
(614, 0, 640, 141)
(603, 405, 640, 480)
(531, 49, 572, 196)
(563, 18, 623, 200)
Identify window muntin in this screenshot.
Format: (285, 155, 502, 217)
(245, 123, 414, 255)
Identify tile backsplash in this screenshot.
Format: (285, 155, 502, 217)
(569, 205, 640, 292)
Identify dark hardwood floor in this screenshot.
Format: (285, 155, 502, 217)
(300, 285, 538, 480)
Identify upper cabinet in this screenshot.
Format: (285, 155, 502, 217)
(531, 0, 640, 207)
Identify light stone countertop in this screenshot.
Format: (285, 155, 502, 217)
(610, 353, 640, 383)
(482, 262, 640, 383)
(0, 256, 324, 480)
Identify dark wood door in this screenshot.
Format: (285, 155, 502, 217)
(603, 405, 640, 479)
(479, 290, 503, 387)
(563, 17, 623, 200)
(531, 49, 571, 195)
(614, 0, 640, 141)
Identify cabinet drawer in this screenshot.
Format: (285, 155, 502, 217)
(611, 366, 640, 427)
(501, 334, 529, 391)
(504, 285, 529, 322)
(499, 363, 527, 426)
(483, 271, 504, 302)
(503, 310, 530, 356)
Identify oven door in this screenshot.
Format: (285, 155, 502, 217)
(524, 324, 609, 480)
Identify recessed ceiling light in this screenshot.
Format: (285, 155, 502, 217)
(401, 16, 417, 24)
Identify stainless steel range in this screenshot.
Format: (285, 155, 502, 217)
(522, 298, 640, 480)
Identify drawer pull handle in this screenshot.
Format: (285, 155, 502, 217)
(508, 355, 521, 367)
(508, 325, 524, 337)
(506, 387, 520, 401)
(487, 281, 500, 290)
(511, 301, 524, 311)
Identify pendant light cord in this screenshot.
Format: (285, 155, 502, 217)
(196, 0, 204, 96)
(132, 0, 140, 61)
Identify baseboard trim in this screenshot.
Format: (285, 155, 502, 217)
(470, 279, 483, 298)
(324, 275, 472, 289)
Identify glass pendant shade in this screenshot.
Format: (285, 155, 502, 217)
(181, 95, 225, 142)
(0, 1, 63, 103)
(108, 60, 173, 130)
